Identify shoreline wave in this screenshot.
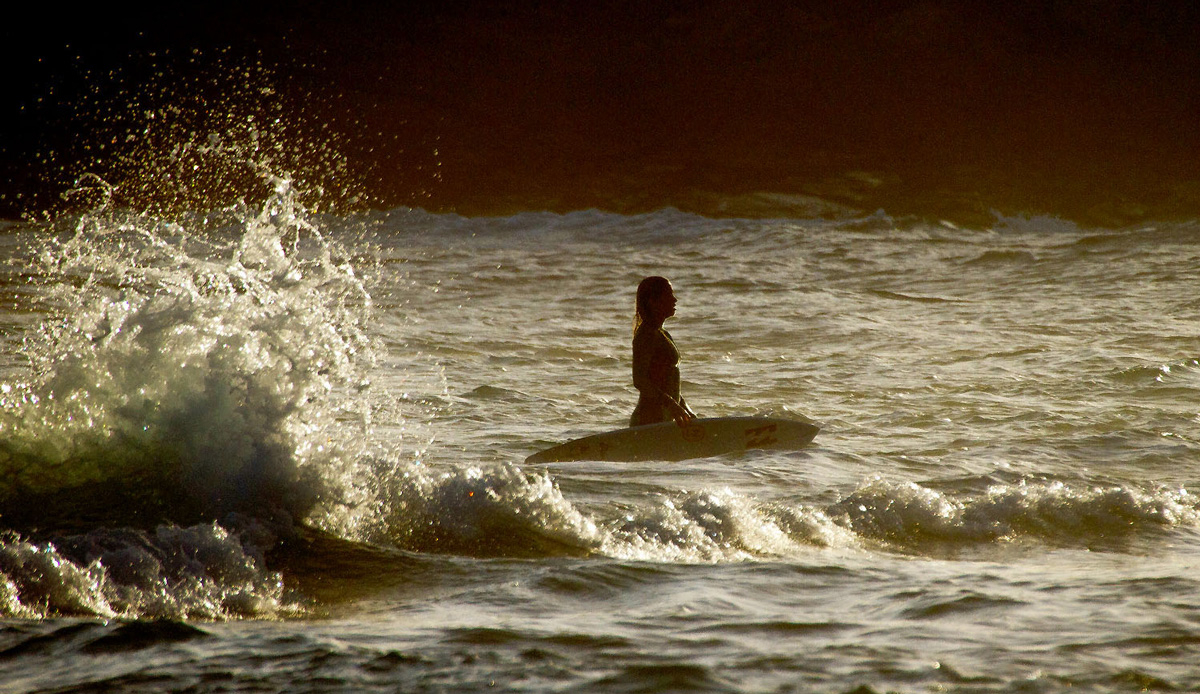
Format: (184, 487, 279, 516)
(4, 468, 1196, 620)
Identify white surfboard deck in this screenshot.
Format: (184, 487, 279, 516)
(524, 415, 819, 464)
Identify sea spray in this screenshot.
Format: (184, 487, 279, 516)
(0, 176, 401, 618)
(23, 47, 368, 219)
(0, 177, 382, 536)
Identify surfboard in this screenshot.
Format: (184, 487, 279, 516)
(524, 415, 819, 464)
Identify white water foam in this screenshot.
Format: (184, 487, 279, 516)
(0, 177, 388, 533)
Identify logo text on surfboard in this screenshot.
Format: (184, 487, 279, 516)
(743, 423, 778, 448)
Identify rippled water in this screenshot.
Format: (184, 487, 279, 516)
(3, 201, 1200, 692)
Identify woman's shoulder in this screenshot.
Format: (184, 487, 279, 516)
(633, 326, 672, 347)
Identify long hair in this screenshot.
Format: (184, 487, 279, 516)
(633, 276, 671, 336)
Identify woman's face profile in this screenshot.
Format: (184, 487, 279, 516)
(652, 284, 677, 321)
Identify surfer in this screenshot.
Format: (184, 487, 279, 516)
(630, 276, 696, 427)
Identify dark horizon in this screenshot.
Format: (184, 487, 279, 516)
(3, 0, 1198, 226)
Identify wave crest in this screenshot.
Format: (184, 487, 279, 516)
(832, 477, 1199, 547)
(0, 179, 380, 534)
(0, 522, 295, 620)
(377, 462, 601, 557)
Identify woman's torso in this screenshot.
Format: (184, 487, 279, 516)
(630, 327, 680, 425)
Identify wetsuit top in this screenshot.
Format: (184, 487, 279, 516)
(630, 326, 686, 427)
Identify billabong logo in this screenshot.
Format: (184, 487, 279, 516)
(744, 423, 778, 448)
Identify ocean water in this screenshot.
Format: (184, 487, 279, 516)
(2, 181, 1200, 693)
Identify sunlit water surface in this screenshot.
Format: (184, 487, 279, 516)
(2, 204, 1200, 693)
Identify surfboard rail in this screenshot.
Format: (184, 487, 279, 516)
(524, 415, 819, 464)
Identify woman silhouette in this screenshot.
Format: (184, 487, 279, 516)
(629, 276, 696, 427)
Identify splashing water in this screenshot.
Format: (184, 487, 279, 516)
(24, 47, 368, 219)
(0, 175, 383, 537)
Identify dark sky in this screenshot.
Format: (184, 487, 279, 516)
(3, 0, 1199, 225)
